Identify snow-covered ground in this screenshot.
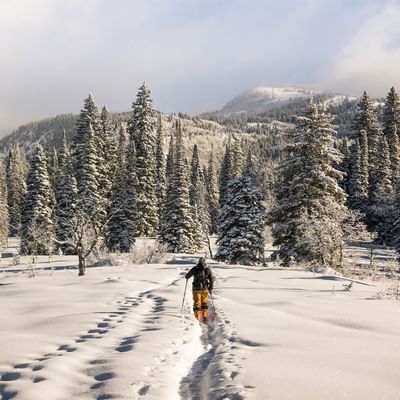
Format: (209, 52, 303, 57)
(0, 247, 399, 400)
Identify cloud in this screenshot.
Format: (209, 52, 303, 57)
(1, 0, 389, 136)
(323, 2, 400, 97)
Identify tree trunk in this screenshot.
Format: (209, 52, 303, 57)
(78, 252, 85, 276)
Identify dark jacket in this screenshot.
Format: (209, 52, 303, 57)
(185, 260, 213, 292)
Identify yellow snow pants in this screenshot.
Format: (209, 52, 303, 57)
(192, 290, 209, 321)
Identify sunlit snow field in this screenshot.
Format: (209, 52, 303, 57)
(0, 241, 399, 400)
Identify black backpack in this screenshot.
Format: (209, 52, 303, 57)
(194, 266, 210, 290)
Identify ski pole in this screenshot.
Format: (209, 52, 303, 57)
(181, 279, 188, 311)
(209, 290, 215, 308)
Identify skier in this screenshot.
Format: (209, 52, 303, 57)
(185, 257, 214, 323)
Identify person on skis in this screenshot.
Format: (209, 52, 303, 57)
(185, 257, 214, 323)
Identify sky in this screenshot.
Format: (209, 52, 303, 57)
(0, 0, 400, 136)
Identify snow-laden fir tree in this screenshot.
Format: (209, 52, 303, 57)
(159, 121, 196, 252)
(47, 147, 59, 193)
(353, 91, 381, 209)
(338, 138, 350, 194)
(20, 146, 54, 255)
(347, 131, 369, 212)
(106, 125, 136, 252)
(215, 157, 266, 265)
(232, 138, 244, 179)
(189, 144, 210, 247)
(74, 94, 102, 148)
(128, 83, 158, 236)
(382, 87, 400, 185)
(205, 148, 219, 234)
(219, 142, 234, 207)
(55, 134, 77, 255)
(369, 137, 394, 244)
(98, 106, 117, 210)
(166, 134, 174, 180)
(0, 159, 9, 247)
(269, 100, 346, 268)
(75, 123, 102, 217)
(73, 96, 104, 220)
(155, 113, 166, 221)
(6, 144, 27, 235)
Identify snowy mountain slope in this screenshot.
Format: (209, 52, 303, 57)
(221, 86, 322, 115)
(0, 112, 243, 166)
(0, 244, 399, 400)
(202, 86, 354, 118)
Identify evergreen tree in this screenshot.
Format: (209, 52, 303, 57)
(6, 145, 27, 235)
(205, 148, 219, 234)
(75, 123, 102, 217)
(338, 138, 350, 194)
(73, 96, 103, 220)
(0, 159, 8, 247)
(353, 91, 381, 208)
(166, 134, 174, 180)
(232, 138, 244, 178)
(269, 101, 346, 268)
(370, 137, 394, 244)
(107, 125, 136, 252)
(73, 94, 102, 150)
(347, 131, 369, 212)
(215, 173, 266, 265)
(382, 87, 400, 185)
(155, 113, 166, 221)
(219, 142, 234, 207)
(128, 83, 158, 236)
(20, 146, 54, 255)
(99, 106, 117, 209)
(55, 134, 77, 254)
(189, 144, 210, 247)
(159, 121, 196, 252)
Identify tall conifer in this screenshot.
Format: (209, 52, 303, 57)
(128, 83, 158, 236)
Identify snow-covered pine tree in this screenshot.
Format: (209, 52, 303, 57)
(353, 91, 381, 210)
(347, 131, 369, 212)
(106, 125, 136, 252)
(99, 106, 117, 210)
(243, 151, 259, 183)
(215, 167, 266, 265)
(6, 144, 27, 235)
(159, 121, 196, 252)
(382, 87, 400, 185)
(155, 113, 166, 222)
(55, 134, 77, 255)
(74, 94, 102, 149)
(0, 159, 9, 247)
(219, 142, 234, 207)
(166, 134, 174, 180)
(338, 138, 350, 194)
(75, 123, 102, 217)
(269, 100, 346, 268)
(369, 137, 394, 244)
(47, 147, 59, 193)
(73, 95, 104, 221)
(128, 83, 158, 236)
(205, 148, 219, 234)
(20, 146, 54, 255)
(232, 138, 244, 179)
(189, 144, 210, 247)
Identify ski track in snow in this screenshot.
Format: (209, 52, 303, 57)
(179, 267, 258, 400)
(0, 267, 254, 400)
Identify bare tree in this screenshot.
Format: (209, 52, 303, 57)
(53, 205, 110, 276)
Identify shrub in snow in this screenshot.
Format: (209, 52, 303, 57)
(129, 240, 168, 264)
